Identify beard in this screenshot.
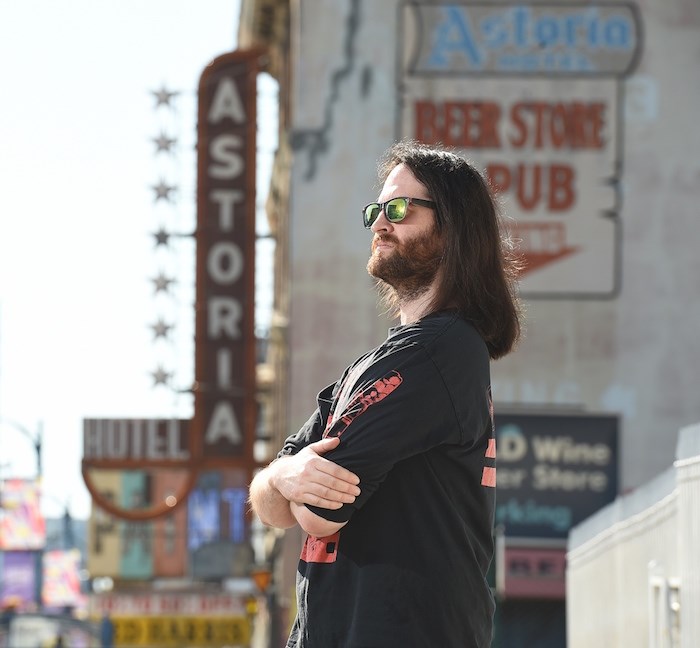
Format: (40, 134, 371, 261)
(367, 226, 443, 304)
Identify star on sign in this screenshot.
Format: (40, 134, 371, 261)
(152, 179, 176, 202)
(152, 86, 179, 108)
(151, 365, 173, 387)
(152, 227, 170, 247)
(150, 318, 173, 340)
(153, 132, 177, 153)
(151, 272, 176, 294)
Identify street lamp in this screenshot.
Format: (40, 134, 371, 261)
(42, 494, 74, 550)
(0, 418, 42, 479)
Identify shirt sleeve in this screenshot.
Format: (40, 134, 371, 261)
(306, 341, 491, 522)
(276, 382, 336, 458)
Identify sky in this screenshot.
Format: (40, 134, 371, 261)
(0, 0, 276, 519)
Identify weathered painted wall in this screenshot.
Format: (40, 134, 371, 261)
(285, 0, 700, 493)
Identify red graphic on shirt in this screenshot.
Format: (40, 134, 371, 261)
(481, 387, 497, 487)
(300, 531, 340, 564)
(481, 438, 497, 487)
(323, 370, 403, 438)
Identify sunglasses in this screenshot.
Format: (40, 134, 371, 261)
(362, 196, 436, 229)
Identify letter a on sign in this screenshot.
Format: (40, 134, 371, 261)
(208, 78, 246, 124)
(206, 402, 243, 445)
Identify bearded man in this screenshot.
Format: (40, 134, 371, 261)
(249, 140, 522, 648)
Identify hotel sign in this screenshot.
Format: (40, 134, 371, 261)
(83, 419, 190, 467)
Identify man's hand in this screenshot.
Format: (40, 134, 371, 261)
(270, 436, 361, 509)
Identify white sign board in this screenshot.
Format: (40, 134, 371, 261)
(398, 2, 641, 297)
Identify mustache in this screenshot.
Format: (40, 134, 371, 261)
(372, 234, 399, 248)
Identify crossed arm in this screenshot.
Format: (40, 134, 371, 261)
(248, 436, 361, 538)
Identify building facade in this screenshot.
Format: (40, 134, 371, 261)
(237, 0, 700, 644)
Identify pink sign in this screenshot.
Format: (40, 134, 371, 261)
(0, 479, 46, 550)
(42, 549, 82, 608)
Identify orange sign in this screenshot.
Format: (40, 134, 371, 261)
(251, 568, 272, 593)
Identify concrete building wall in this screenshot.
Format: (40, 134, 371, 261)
(286, 0, 398, 433)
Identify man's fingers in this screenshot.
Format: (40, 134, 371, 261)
(277, 439, 361, 507)
(319, 473, 361, 496)
(299, 478, 359, 502)
(306, 484, 356, 509)
(307, 437, 361, 487)
(307, 496, 344, 510)
(314, 454, 360, 485)
(291, 478, 359, 507)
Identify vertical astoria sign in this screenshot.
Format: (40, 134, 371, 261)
(194, 50, 259, 466)
(81, 49, 261, 522)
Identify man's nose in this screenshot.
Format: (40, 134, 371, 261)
(370, 209, 393, 232)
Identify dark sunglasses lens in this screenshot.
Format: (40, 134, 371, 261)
(364, 204, 381, 227)
(386, 198, 408, 222)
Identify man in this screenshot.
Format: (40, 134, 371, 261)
(249, 141, 522, 647)
(100, 613, 114, 648)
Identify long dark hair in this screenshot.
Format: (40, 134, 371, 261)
(378, 140, 523, 359)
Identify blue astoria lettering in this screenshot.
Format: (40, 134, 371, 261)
(426, 5, 483, 67)
(425, 5, 634, 70)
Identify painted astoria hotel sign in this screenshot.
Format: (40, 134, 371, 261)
(82, 50, 261, 521)
(399, 3, 642, 298)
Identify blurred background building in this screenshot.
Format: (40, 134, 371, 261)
(2, 1, 698, 647)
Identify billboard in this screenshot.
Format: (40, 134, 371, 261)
(494, 412, 618, 538)
(0, 479, 45, 550)
(113, 616, 249, 647)
(42, 549, 82, 609)
(90, 592, 250, 647)
(0, 550, 35, 609)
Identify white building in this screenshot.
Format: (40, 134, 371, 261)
(567, 422, 700, 648)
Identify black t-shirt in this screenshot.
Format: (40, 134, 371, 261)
(279, 312, 496, 648)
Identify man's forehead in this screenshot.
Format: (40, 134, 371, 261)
(379, 164, 428, 198)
